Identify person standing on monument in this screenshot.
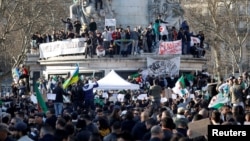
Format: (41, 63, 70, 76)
(95, 0, 103, 10)
(85, 32, 94, 58)
(153, 15, 168, 41)
(89, 18, 97, 33)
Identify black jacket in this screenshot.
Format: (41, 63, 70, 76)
(53, 86, 65, 103)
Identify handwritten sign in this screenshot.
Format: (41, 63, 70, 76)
(30, 94, 37, 104)
(161, 97, 168, 103)
(105, 19, 116, 26)
(47, 93, 56, 100)
(137, 94, 148, 100)
(117, 94, 125, 102)
(109, 94, 118, 102)
(102, 92, 109, 99)
(159, 40, 182, 55)
(172, 94, 177, 99)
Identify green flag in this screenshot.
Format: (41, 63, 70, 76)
(63, 64, 79, 89)
(208, 93, 229, 109)
(130, 73, 140, 79)
(172, 75, 188, 96)
(177, 75, 186, 88)
(35, 83, 48, 113)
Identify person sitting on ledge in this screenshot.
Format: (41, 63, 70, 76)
(96, 44, 105, 58)
(107, 43, 114, 58)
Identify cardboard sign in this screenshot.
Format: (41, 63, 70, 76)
(117, 94, 125, 102)
(47, 93, 56, 100)
(189, 94, 195, 99)
(30, 94, 37, 104)
(172, 94, 177, 99)
(161, 97, 168, 103)
(137, 94, 148, 100)
(109, 94, 118, 102)
(165, 88, 172, 99)
(105, 19, 116, 26)
(102, 92, 109, 99)
(188, 118, 211, 138)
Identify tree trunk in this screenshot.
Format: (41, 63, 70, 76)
(213, 45, 223, 80)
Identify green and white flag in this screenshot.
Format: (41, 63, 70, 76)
(172, 75, 188, 96)
(208, 93, 229, 109)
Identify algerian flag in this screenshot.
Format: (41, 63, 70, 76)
(172, 75, 188, 96)
(159, 23, 168, 35)
(35, 83, 48, 113)
(208, 93, 229, 109)
(52, 76, 57, 84)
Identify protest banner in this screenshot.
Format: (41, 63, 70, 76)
(39, 38, 86, 58)
(147, 57, 180, 76)
(159, 40, 182, 55)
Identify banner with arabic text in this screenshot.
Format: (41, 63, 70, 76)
(159, 40, 182, 55)
(147, 57, 180, 76)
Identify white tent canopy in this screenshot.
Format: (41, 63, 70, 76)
(96, 70, 140, 90)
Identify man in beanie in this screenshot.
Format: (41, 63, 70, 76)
(13, 122, 33, 141)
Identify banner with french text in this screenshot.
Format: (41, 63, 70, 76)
(147, 57, 180, 76)
(158, 40, 182, 55)
(39, 38, 86, 58)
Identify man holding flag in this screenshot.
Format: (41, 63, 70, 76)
(53, 81, 67, 117)
(153, 15, 168, 41)
(172, 75, 189, 97)
(35, 82, 48, 113)
(83, 78, 99, 112)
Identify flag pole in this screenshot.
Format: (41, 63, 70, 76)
(92, 70, 95, 79)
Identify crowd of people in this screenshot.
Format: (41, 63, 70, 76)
(1, 67, 250, 141)
(4, 3, 247, 141)
(30, 14, 206, 58)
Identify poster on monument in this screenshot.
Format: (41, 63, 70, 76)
(105, 19, 116, 26)
(191, 37, 201, 46)
(147, 57, 180, 76)
(159, 40, 182, 55)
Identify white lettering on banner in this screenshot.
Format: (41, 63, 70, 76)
(147, 57, 180, 76)
(39, 38, 87, 58)
(105, 19, 116, 26)
(159, 40, 182, 55)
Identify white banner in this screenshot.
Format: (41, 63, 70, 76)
(147, 57, 180, 76)
(191, 37, 201, 46)
(39, 38, 87, 58)
(105, 19, 116, 26)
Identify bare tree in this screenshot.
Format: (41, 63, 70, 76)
(182, 0, 250, 78)
(0, 0, 68, 85)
